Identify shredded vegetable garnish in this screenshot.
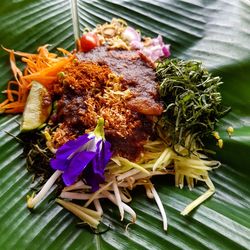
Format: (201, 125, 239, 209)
(0, 45, 74, 113)
(53, 139, 218, 229)
(27, 170, 62, 209)
(156, 58, 230, 153)
(0, 18, 229, 232)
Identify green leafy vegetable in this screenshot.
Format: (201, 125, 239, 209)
(156, 59, 230, 153)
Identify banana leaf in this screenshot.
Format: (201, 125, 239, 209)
(0, 0, 249, 249)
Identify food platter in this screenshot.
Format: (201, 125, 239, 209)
(0, 0, 249, 249)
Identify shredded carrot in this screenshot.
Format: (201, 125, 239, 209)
(0, 99, 9, 109)
(6, 81, 19, 101)
(1, 45, 35, 58)
(10, 50, 23, 83)
(23, 57, 73, 79)
(57, 48, 74, 56)
(0, 45, 74, 113)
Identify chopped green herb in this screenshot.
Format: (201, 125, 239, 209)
(156, 58, 230, 153)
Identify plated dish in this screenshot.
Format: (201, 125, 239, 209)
(0, 19, 230, 231)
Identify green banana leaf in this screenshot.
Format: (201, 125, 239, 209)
(0, 0, 249, 249)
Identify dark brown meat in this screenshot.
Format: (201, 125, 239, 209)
(77, 47, 163, 116)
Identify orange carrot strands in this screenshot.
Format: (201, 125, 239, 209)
(57, 48, 72, 56)
(4, 103, 25, 113)
(5, 87, 20, 103)
(5, 89, 19, 102)
(2, 101, 25, 109)
(5, 81, 19, 101)
(1, 45, 35, 58)
(22, 58, 37, 69)
(22, 57, 74, 79)
(9, 50, 23, 83)
(48, 53, 58, 59)
(7, 80, 20, 87)
(26, 76, 58, 88)
(0, 99, 9, 109)
(23, 68, 28, 76)
(0, 45, 75, 113)
(36, 56, 43, 71)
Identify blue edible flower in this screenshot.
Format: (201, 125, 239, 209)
(50, 118, 112, 191)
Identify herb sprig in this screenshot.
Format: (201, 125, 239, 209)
(156, 59, 230, 153)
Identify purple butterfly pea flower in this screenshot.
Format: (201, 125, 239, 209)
(50, 118, 112, 191)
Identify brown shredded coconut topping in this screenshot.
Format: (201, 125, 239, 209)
(51, 49, 163, 160)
